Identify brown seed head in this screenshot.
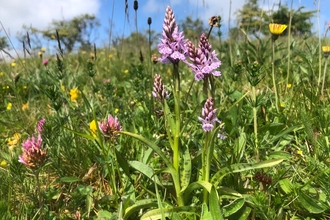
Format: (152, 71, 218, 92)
(208, 16, 221, 27)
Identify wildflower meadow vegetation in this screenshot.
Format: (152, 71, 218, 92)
(1, 1, 330, 219)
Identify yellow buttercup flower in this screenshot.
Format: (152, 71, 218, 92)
(322, 46, 330, 53)
(322, 46, 330, 58)
(0, 72, 4, 76)
(6, 103, 12, 110)
(0, 160, 7, 167)
(22, 103, 29, 111)
(280, 103, 285, 108)
(124, 69, 129, 74)
(70, 88, 79, 101)
(40, 47, 46, 52)
(38, 51, 43, 56)
(11, 62, 16, 67)
(269, 23, 287, 35)
(297, 150, 303, 156)
(287, 84, 292, 89)
(109, 54, 113, 59)
(114, 108, 119, 114)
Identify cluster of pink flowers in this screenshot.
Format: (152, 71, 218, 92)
(18, 118, 47, 169)
(99, 115, 122, 140)
(158, 6, 188, 64)
(157, 6, 223, 133)
(185, 34, 221, 81)
(198, 98, 220, 132)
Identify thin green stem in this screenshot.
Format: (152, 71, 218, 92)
(252, 86, 259, 161)
(172, 62, 184, 206)
(34, 170, 43, 218)
(317, 0, 322, 87)
(173, 63, 180, 172)
(286, 0, 293, 94)
(321, 57, 329, 96)
(202, 132, 211, 204)
(271, 40, 280, 112)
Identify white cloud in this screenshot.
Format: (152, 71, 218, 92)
(0, 0, 100, 38)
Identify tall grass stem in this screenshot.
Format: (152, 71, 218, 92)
(271, 40, 279, 112)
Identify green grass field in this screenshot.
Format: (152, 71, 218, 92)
(1, 5, 330, 220)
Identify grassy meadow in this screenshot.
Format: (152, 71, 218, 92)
(1, 4, 330, 220)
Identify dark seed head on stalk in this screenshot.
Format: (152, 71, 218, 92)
(208, 16, 221, 27)
(147, 17, 152, 25)
(133, 0, 138, 11)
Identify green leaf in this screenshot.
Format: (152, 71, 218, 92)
(183, 181, 213, 202)
(211, 159, 284, 187)
(97, 210, 114, 219)
(297, 191, 327, 214)
(124, 199, 158, 219)
(218, 187, 242, 198)
(180, 145, 191, 192)
(128, 160, 162, 185)
(60, 176, 81, 183)
(115, 148, 131, 178)
(201, 203, 212, 220)
(223, 198, 245, 217)
(278, 178, 294, 194)
(267, 151, 292, 160)
(209, 186, 223, 220)
(64, 127, 96, 141)
(118, 131, 173, 169)
(86, 186, 93, 217)
(140, 206, 201, 220)
(164, 100, 175, 148)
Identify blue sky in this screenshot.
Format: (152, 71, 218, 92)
(0, 0, 329, 57)
(98, 0, 330, 46)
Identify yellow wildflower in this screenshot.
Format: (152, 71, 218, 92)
(0, 72, 3, 76)
(22, 103, 29, 111)
(8, 133, 20, 146)
(22, 60, 26, 64)
(322, 46, 330, 57)
(322, 46, 330, 53)
(297, 150, 303, 156)
(167, 68, 172, 75)
(287, 84, 292, 89)
(114, 108, 119, 114)
(124, 69, 129, 74)
(0, 160, 7, 167)
(11, 62, 16, 67)
(109, 54, 113, 59)
(23, 86, 27, 89)
(90, 120, 97, 138)
(6, 103, 12, 110)
(70, 88, 79, 101)
(38, 51, 43, 56)
(280, 103, 285, 108)
(61, 85, 66, 91)
(51, 35, 56, 39)
(40, 47, 46, 52)
(269, 23, 287, 35)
